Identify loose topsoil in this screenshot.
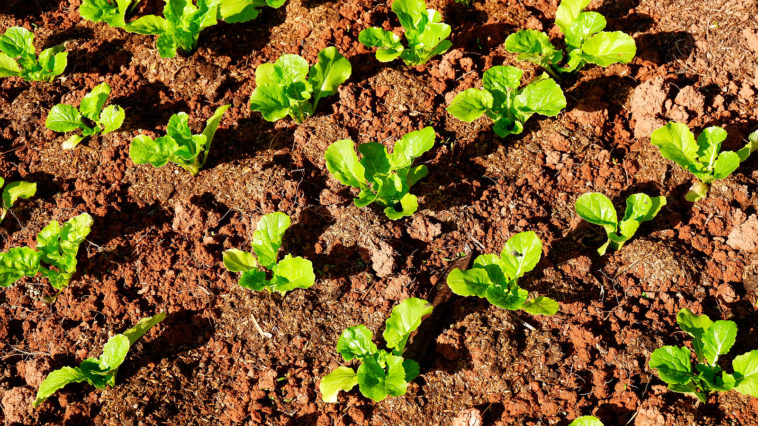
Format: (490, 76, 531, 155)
(1, 0, 757, 424)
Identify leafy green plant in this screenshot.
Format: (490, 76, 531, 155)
(447, 65, 566, 138)
(126, 0, 221, 58)
(249, 47, 352, 123)
(650, 122, 757, 202)
(324, 126, 435, 220)
(222, 212, 315, 295)
(79, 0, 142, 28)
(454, 0, 474, 6)
(504, 0, 636, 77)
(45, 82, 125, 150)
(0, 26, 68, 82)
(358, 0, 452, 66)
(34, 312, 166, 407)
(218, 0, 286, 23)
(575, 192, 665, 255)
(129, 104, 229, 175)
(0, 177, 36, 223)
(446, 231, 559, 315)
(569, 417, 603, 426)
(320, 297, 432, 403)
(650, 308, 758, 402)
(0, 213, 93, 291)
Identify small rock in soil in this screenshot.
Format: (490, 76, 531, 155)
(2, 386, 34, 424)
(727, 214, 758, 251)
(630, 76, 666, 139)
(408, 215, 442, 242)
(370, 241, 395, 278)
(451, 408, 482, 426)
(385, 275, 410, 300)
(19, 358, 51, 388)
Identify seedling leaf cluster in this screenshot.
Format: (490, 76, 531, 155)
(129, 104, 229, 175)
(46, 82, 125, 149)
(0, 26, 67, 82)
(650, 309, 758, 402)
(359, 0, 452, 66)
(447, 66, 566, 138)
(320, 297, 432, 402)
(223, 212, 315, 295)
(447, 231, 559, 315)
(34, 312, 166, 407)
(325, 127, 435, 220)
(575, 192, 666, 255)
(505, 0, 636, 76)
(250, 47, 352, 123)
(0, 213, 93, 291)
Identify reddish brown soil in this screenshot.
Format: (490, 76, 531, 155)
(1, 0, 757, 425)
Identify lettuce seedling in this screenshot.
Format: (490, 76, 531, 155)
(222, 212, 315, 295)
(569, 417, 603, 426)
(80, 0, 141, 28)
(127, 0, 221, 58)
(446, 231, 559, 315)
(249, 47, 352, 123)
(325, 127, 435, 220)
(321, 297, 432, 403)
(46, 82, 126, 150)
(650, 122, 757, 202)
(650, 308, 758, 402)
(504, 0, 636, 76)
(0, 213, 93, 290)
(34, 312, 166, 407)
(0, 177, 36, 223)
(575, 192, 665, 255)
(358, 0, 452, 66)
(447, 65, 566, 138)
(0, 26, 67, 82)
(129, 104, 229, 175)
(218, 0, 286, 23)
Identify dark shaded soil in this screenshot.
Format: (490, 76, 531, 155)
(1, 0, 757, 424)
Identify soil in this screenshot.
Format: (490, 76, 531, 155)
(1, 0, 757, 425)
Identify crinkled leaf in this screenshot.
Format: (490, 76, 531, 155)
(575, 192, 618, 234)
(676, 308, 713, 362)
(80, 82, 111, 121)
(505, 29, 560, 62)
(270, 254, 315, 294)
(499, 231, 542, 280)
(389, 126, 435, 169)
(696, 126, 727, 168)
(569, 416, 604, 426)
(712, 151, 740, 180)
(737, 129, 758, 162)
(325, 139, 366, 188)
(581, 31, 636, 66)
(308, 47, 351, 108)
(359, 28, 404, 62)
(336, 325, 376, 361)
(650, 122, 700, 172)
(513, 75, 567, 117)
(0, 52, 21, 77)
(650, 346, 693, 385)
(98, 334, 130, 371)
(733, 349, 758, 398)
(129, 135, 178, 168)
(46, 105, 85, 133)
(383, 297, 433, 353)
(0, 27, 34, 58)
(239, 268, 267, 290)
(402, 358, 419, 381)
(34, 367, 91, 408)
(563, 11, 606, 48)
(484, 283, 529, 310)
(483, 65, 523, 96)
(2, 181, 36, 210)
(391, 0, 426, 33)
(555, 0, 592, 34)
(447, 88, 493, 122)
(126, 15, 167, 34)
(252, 212, 291, 268)
(447, 267, 491, 297)
(222, 249, 257, 272)
(701, 320, 737, 365)
(357, 353, 408, 402)
(0, 247, 41, 287)
(622, 193, 652, 222)
(522, 296, 559, 315)
(320, 366, 357, 403)
(383, 192, 418, 220)
(99, 105, 125, 134)
(358, 142, 391, 183)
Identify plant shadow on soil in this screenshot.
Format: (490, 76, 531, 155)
(0, 0, 58, 17)
(202, 10, 286, 60)
(112, 81, 189, 132)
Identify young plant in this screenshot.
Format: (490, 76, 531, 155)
(447, 65, 566, 138)
(358, 0, 452, 66)
(34, 312, 166, 407)
(649, 308, 758, 402)
(126, 0, 221, 58)
(570, 417, 603, 426)
(80, 0, 142, 28)
(222, 212, 315, 295)
(575, 192, 665, 255)
(324, 126, 435, 220)
(129, 104, 229, 175)
(0, 213, 93, 291)
(0, 177, 36, 223)
(0, 26, 68, 82)
(249, 47, 351, 123)
(504, 0, 636, 76)
(320, 297, 433, 403)
(446, 231, 559, 315)
(650, 122, 758, 202)
(45, 82, 125, 149)
(218, 0, 286, 23)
